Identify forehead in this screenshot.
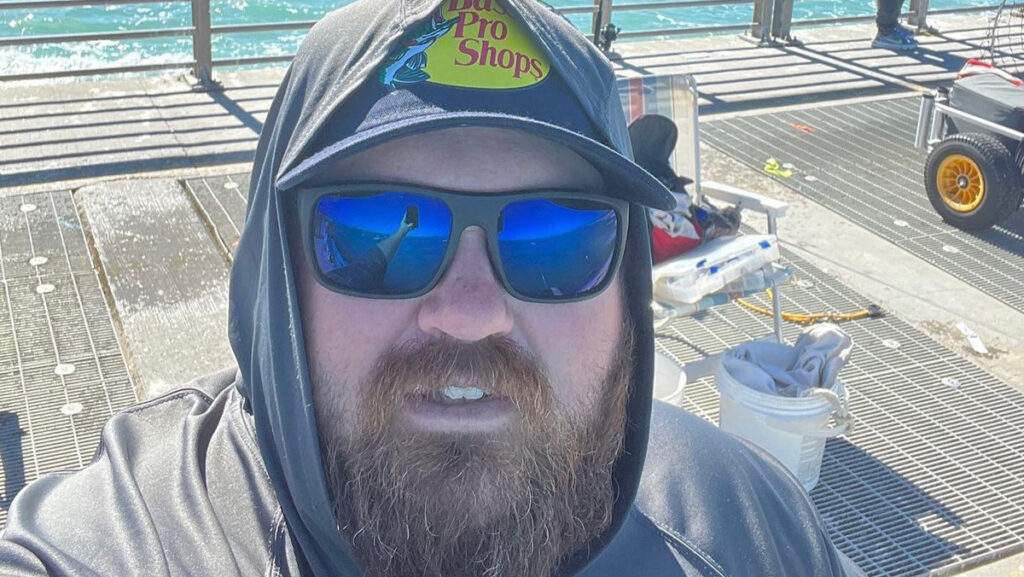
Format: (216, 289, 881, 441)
(302, 127, 604, 193)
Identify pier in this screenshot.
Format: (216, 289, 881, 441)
(2, 6, 1024, 576)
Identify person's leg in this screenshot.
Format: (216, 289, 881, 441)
(874, 0, 916, 49)
(876, 0, 904, 34)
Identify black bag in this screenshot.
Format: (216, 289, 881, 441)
(949, 73, 1024, 151)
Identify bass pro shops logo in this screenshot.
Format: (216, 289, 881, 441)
(379, 0, 550, 90)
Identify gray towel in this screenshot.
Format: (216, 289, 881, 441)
(721, 324, 853, 397)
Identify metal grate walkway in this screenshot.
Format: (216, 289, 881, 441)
(657, 250, 1024, 577)
(185, 172, 252, 259)
(701, 97, 1024, 315)
(0, 191, 137, 529)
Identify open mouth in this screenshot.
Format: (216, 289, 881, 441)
(427, 385, 493, 405)
(401, 386, 515, 432)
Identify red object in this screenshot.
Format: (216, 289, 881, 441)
(627, 77, 645, 122)
(957, 58, 1024, 86)
(651, 220, 703, 264)
(790, 122, 815, 134)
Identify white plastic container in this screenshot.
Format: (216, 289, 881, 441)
(654, 234, 780, 304)
(654, 351, 686, 406)
(715, 360, 852, 491)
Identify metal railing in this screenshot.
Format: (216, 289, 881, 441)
(0, 0, 196, 82)
(767, 0, 1005, 39)
(594, 0, 773, 42)
(0, 0, 1010, 86)
(593, 0, 1006, 45)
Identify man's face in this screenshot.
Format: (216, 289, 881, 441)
(294, 127, 633, 577)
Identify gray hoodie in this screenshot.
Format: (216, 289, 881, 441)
(0, 1, 863, 575)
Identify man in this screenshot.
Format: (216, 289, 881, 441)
(0, 1, 865, 576)
(873, 0, 918, 50)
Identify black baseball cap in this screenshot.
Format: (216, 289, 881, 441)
(277, 0, 675, 211)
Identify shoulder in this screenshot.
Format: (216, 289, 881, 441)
(58, 367, 241, 466)
(576, 505, 714, 576)
(0, 368, 283, 577)
(627, 401, 856, 577)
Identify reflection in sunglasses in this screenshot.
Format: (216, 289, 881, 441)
(309, 190, 621, 301)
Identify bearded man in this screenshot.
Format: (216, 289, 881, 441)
(0, 1, 864, 576)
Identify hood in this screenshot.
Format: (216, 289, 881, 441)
(227, 1, 659, 574)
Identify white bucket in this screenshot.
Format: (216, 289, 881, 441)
(654, 351, 686, 406)
(715, 360, 853, 492)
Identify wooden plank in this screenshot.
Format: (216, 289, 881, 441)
(78, 179, 235, 399)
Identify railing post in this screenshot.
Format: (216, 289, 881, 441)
(191, 0, 216, 89)
(751, 0, 774, 45)
(772, 0, 795, 43)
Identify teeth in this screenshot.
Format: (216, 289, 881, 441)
(441, 386, 487, 401)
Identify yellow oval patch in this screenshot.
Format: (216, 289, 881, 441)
(422, 0, 550, 90)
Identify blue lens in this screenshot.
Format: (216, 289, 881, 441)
(497, 198, 619, 300)
(313, 192, 451, 296)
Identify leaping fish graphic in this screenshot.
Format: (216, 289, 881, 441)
(379, 9, 460, 89)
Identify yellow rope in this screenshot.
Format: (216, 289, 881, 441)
(735, 289, 882, 325)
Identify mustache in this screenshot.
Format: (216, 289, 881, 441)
(363, 336, 553, 433)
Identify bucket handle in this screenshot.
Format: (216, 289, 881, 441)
(765, 388, 854, 438)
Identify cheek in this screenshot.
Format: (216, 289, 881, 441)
(518, 280, 624, 412)
(303, 285, 419, 408)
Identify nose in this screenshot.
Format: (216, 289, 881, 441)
(417, 227, 514, 341)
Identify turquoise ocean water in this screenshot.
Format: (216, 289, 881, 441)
(0, 0, 1000, 77)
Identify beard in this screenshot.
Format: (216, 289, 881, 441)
(314, 320, 635, 577)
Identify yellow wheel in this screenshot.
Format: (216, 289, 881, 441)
(924, 133, 1020, 231)
(936, 154, 984, 212)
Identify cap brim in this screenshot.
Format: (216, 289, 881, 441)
(277, 111, 676, 211)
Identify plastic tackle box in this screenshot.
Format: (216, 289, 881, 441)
(653, 234, 780, 304)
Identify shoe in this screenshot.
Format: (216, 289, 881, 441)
(872, 29, 918, 50)
(894, 26, 918, 42)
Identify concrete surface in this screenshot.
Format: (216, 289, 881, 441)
(0, 70, 281, 196)
(77, 179, 234, 397)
